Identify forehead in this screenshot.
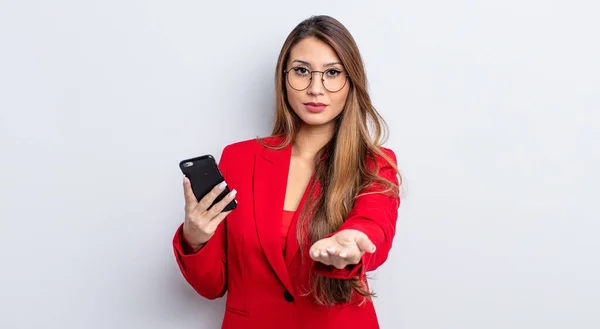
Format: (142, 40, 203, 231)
(288, 37, 341, 67)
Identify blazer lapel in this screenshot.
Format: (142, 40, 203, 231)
(253, 138, 294, 294)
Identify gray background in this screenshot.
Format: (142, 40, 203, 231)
(1, 0, 598, 328)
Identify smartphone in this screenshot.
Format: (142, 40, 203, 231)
(179, 154, 236, 212)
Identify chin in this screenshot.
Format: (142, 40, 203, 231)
(297, 113, 335, 127)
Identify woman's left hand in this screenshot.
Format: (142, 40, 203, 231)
(309, 229, 376, 269)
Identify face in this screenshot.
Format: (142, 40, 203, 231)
(285, 37, 350, 128)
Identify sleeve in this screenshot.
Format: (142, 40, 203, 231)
(314, 148, 401, 280)
(172, 145, 231, 299)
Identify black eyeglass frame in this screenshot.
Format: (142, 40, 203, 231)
(283, 67, 350, 93)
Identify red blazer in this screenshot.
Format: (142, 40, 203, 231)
(173, 135, 400, 329)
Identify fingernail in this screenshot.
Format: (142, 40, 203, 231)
(218, 181, 227, 190)
(372, 245, 377, 253)
(339, 252, 347, 258)
(228, 189, 237, 199)
(313, 251, 320, 258)
(320, 251, 328, 257)
(326, 247, 336, 253)
(183, 176, 187, 183)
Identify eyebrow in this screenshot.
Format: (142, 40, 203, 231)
(291, 59, 343, 67)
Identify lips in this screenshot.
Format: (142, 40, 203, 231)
(303, 102, 327, 113)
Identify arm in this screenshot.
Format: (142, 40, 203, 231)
(314, 148, 401, 279)
(172, 146, 231, 299)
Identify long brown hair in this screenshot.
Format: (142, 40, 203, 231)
(258, 15, 401, 306)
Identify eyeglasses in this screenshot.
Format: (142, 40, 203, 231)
(284, 66, 349, 93)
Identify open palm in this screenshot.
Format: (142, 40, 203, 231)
(309, 229, 376, 269)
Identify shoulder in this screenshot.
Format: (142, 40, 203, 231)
(221, 135, 286, 157)
(378, 146, 397, 161)
(366, 145, 400, 184)
(364, 146, 401, 192)
(368, 146, 398, 168)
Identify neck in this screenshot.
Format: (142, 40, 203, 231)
(292, 122, 335, 160)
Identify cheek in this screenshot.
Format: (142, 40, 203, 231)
(286, 88, 304, 110)
(285, 87, 295, 102)
(332, 90, 350, 109)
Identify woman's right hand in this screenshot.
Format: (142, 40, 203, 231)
(182, 176, 237, 251)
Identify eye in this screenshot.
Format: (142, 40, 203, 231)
(292, 67, 310, 76)
(325, 69, 342, 78)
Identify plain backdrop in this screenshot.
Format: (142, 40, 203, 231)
(1, 1, 598, 328)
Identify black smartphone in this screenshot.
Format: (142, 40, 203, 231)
(179, 154, 236, 212)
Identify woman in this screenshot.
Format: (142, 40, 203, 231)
(173, 15, 401, 329)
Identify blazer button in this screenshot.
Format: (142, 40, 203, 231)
(283, 290, 294, 302)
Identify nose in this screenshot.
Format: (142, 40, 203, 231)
(307, 72, 325, 95)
